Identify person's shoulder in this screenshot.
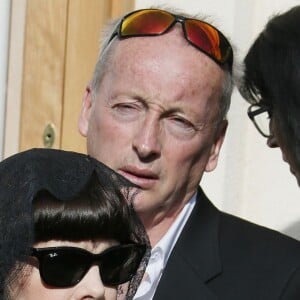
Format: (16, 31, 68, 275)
(219, 210, 300, 259)
(197, 188, 300, 259)
(217, 211, 300, 298)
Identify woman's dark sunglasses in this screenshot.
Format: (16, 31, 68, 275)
(31, 244, 146, 287)
(108, 9, 233, 68)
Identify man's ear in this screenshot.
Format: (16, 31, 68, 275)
(205, 120, 228, 172)
(78, 85, 92, 137)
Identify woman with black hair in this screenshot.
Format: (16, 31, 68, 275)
(0, 148, 150, 300)
(239, 6, 300, 185)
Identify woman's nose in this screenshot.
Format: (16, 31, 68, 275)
(71, 265, 112, 300)
(267, 135, 279, 148)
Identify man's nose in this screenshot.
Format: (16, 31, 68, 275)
(72, 265, 106, 299)
(132, 116, 162, 160)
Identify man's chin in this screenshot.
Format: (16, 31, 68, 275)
(130, 195, 147, 213)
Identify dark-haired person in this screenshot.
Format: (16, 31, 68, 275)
(79, 6, 300, 299)
(239, 6, 300, 186)
(0, 148, 149, 300)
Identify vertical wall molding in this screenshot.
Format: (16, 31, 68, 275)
(1, 0, 13, 159)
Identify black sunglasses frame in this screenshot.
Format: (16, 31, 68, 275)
(247, 104, 271, 138)
(31, 243, 146, 287)
(108, 9, 233, 68)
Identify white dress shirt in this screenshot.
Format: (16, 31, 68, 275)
(133, 193, 196, 300)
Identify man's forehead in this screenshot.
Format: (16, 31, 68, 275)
(101, 26, 225, 107)
(111, 26, 223, 76)
(114, 26, 193, 54)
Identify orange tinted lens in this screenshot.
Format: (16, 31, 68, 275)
(185, 20, 222, 61)
(121, 9, 174, 36)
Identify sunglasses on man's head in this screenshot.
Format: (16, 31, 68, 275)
(31, 244, 146, 287)
(108, 9, 233, 68)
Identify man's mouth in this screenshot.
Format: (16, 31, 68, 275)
(119, 166, 158, 189)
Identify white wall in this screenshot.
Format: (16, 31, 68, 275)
(0, 1, 11, 159)
(3, 0, 26, 159)
(135, 0, 300, 239)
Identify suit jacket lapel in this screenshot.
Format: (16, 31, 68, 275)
(153, 187, 222, 299)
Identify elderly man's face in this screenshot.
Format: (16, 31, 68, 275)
(79, 28, 227, 228)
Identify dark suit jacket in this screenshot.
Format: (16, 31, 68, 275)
(153, 188, 300, 299)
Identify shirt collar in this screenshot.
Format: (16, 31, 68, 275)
(154, 192, 197, 267)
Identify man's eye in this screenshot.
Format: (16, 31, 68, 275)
(164, 116, 198, 139)
(114, 103, 136, 111)
(110, 102, 142, 122)
(171, 116, 194, 129)
(111, 103, 142, 116)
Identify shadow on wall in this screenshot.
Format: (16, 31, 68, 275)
(283, 220, 300, 241)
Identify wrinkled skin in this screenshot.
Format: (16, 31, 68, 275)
(79, 27, 227, 244)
